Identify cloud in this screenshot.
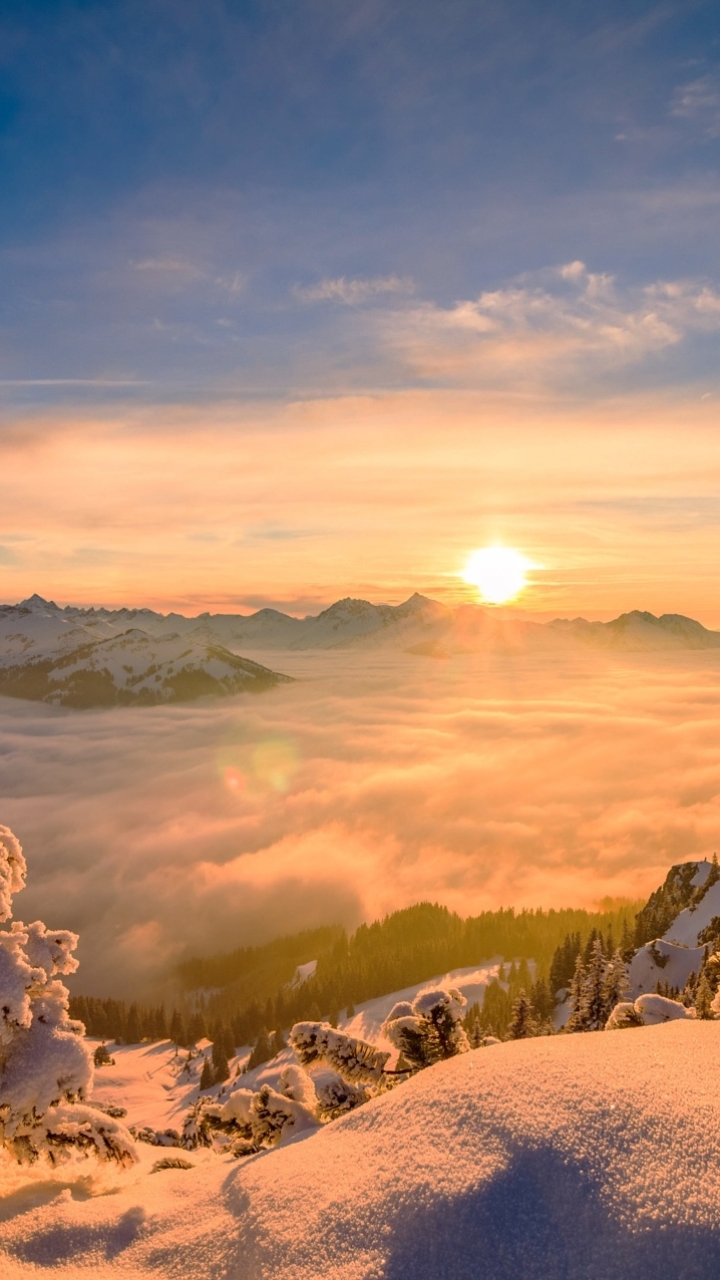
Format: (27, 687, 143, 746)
(294, 275, 413, 305)
(3, 648, 720, 998)
(670, 76, 720, 138)
(379, 263, 720, 385)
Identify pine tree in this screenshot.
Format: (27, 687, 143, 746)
(213, 1046, 230, 1083)
(346, 1003, 355, 1019)
(188, 1011, 207, 1045)
(508, 989, 537, 1040)
(199, 1057, 215, 1090)
(170, 1009, 187, 1048)
(695, 970, 715, 1019)
(566, 954, 589, 1032)
(247, 1028, 273, 1070)
(272, 1028, 286, 1055)
(601, 949, 629, 1022)
(579, 938, 608, 1031)
(126, 1003, 141, 1044)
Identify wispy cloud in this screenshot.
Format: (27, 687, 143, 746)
(671, 75, 720, 138)
(294, 275, 413, 305)
(379, 263, 720, 386)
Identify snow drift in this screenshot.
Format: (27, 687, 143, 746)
(2, 1021, 720, 1279)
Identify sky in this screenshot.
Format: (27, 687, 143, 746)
(1, 0, 720, 616)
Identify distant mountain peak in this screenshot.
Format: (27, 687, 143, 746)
(19, 594, 59, 612)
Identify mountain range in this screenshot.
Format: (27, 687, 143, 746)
(1, 592, 719, 707)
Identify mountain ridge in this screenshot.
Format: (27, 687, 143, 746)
(4, 592, 720, 654)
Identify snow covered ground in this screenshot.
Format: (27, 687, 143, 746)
(1, 1021, 719, 1279)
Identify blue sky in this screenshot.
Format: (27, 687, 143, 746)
(1, 0, 719, 404)
(1, 1, 720, 616)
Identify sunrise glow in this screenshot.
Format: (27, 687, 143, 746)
(462, 546, 532, 605)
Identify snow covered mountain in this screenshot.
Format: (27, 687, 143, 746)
(628, 858, 720, 998)
(2, 593, 720, 668)
(0, 598, 291, 707)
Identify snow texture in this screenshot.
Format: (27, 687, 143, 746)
(2, 1023, 720, 1278)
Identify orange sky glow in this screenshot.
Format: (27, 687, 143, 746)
(2, 388, 719, 623)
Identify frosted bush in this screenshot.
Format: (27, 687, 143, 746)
(606, 993, 696, 1029)
(0, 825, 136, 1167)
(289, 1021, 389, 1083)
(195, 1065, 320, 1154)
(383, 986, 469, 1069)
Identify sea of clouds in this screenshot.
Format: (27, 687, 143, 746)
(2, 648, 720, 998)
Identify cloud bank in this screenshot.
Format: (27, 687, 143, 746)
(2, 648, 719, 998)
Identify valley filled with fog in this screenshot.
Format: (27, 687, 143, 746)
(2, 646, 719, 1000)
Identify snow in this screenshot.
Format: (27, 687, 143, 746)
(628, 938, 705, 998)
(2, 596, 720, 672)
(663, 874, 720, 948)
(2, 1022, 720, 1278)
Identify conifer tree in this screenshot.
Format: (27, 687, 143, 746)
(508, 989, 537, 1039)
(126, 1003, 141, 1044)
(695, 970, 715, 1019)
(566, 954, 589, 1032)
(170, 1009, 187, 1048)
(579, 937, 608, 1031)
(213, 1045, 230, 1083)
(602, 949, 629, 1020)
(199, 1057, 215, 1090)
(272, 1028, 286, 1055)
(247, 1027, 273, 1070)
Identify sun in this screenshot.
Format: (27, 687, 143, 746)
(462, 546, 531, 605)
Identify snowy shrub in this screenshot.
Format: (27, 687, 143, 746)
(634, 994, 696, 1025)
(289, 1021, 389, 1084)
(0, 825, 136, 1167)
(314, 1072, 370, 1118)
(606, 993, 696, 1029)
(383, 987, 469, 1070)
(194, 1064, 320, 1155)
(132, 1126, 182, 1147)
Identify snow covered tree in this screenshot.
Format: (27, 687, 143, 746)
(566, 954, 589, 1032)
(0, 825, 136, 1167)
(272, 1028, 286, 1055)
(383, 987, 469, 1069)
(289, 1021, 389, 1083)
(602, 949, 629, 1016)
(194, 1064, 319, 1155)
(567, 940, 625, 1032)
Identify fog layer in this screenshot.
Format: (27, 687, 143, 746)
(1, 649, 718, 997)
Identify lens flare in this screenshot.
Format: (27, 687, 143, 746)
(223, 765, 246, 794)
(251, 739, 299, 792)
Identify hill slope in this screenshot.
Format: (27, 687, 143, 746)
(2, 1022, 719, 1279)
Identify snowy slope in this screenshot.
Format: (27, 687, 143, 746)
(625, 859, 720, 997)
(2, 1022, 720, 1279)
